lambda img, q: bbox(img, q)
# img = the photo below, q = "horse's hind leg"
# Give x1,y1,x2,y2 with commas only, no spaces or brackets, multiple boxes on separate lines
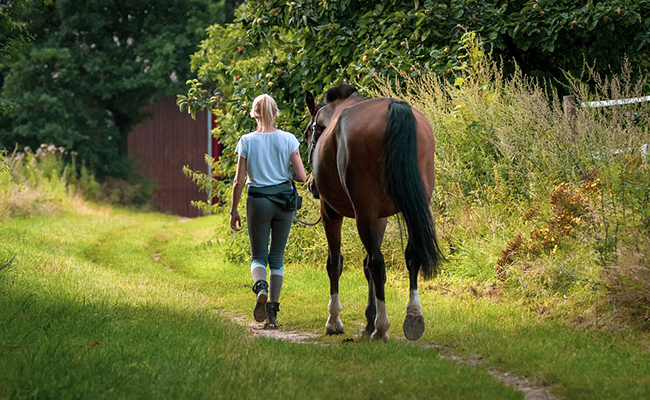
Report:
357,215,390,342
362,218,387,339
403,242,425,340
361,256,376,338
322,202,345,335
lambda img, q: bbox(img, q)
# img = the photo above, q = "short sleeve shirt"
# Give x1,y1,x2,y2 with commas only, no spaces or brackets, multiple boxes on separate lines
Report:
235,130,300,187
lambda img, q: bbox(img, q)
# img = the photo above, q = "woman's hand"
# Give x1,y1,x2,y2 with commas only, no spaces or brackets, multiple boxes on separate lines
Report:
230,210,242,231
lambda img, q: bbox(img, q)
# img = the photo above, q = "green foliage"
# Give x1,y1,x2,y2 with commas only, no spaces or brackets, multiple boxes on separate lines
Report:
0,0,235,178
372,36,650,328
178,3,650,329
180,0,650,202
1,0,52,115
0,0,47,68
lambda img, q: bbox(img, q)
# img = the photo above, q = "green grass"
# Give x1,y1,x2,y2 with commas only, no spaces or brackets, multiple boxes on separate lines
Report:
1,207,649,399
0,207,523,399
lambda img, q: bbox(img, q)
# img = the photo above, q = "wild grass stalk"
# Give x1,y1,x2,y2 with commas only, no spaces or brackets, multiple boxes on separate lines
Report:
369,33,650,331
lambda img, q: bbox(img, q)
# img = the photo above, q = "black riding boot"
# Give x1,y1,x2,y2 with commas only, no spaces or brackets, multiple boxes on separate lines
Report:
252,280,268,323
265,302,280,329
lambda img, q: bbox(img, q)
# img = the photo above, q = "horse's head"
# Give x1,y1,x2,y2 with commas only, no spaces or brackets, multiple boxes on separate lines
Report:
304,84,360,164
304,91,322,165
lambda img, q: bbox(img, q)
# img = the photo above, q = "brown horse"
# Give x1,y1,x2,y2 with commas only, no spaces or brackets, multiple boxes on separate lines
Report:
304,84,442,341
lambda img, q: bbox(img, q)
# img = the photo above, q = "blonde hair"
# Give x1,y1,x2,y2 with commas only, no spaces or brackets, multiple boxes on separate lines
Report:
250,94,279,132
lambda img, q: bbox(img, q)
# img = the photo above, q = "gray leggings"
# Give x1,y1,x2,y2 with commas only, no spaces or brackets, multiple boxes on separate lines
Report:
246,189,294,272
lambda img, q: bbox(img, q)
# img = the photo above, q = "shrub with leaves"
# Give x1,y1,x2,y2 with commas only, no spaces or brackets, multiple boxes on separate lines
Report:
179,1,650,211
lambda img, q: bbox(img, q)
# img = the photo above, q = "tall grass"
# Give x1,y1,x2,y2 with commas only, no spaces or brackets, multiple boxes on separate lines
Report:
370,33,650,330
0,144,79,218
1,144,154,220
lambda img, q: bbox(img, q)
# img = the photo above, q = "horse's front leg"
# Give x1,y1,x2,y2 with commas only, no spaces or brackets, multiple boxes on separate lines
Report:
403,242,425,340
322,201,344,335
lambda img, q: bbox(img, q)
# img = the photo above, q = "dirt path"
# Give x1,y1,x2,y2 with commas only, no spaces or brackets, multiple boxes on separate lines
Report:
419,342,560,400
217,308,559,400
223,310,322,343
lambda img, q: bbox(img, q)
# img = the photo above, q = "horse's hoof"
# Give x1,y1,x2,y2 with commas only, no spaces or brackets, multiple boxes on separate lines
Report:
325,320,345,335
403,313,425,341
361,329,373,340
370,331,389,342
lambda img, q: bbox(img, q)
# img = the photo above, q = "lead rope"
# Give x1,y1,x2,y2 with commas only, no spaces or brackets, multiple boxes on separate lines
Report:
294,214,321,226
292,181,321,226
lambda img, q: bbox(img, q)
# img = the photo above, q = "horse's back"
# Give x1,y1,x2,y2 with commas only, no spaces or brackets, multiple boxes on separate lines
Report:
338,98,435,218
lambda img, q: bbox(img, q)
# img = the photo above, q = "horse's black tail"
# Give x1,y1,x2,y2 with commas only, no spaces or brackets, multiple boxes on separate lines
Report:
382,101,442,279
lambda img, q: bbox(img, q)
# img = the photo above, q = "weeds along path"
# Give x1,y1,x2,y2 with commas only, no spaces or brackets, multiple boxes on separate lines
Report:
1,208,649,399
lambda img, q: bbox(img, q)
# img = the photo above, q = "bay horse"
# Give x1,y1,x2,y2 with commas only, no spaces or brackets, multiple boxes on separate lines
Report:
304,84,442,341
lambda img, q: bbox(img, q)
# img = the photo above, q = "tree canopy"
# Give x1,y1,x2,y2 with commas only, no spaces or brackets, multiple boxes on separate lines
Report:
180,0,650,184
0,0,236,177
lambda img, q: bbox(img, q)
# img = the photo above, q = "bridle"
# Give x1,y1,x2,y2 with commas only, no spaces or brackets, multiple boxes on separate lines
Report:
296,106,326,227
307,106,325,164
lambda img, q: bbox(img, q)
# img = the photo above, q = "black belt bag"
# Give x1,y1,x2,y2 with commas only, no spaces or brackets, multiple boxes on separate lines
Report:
248,182,302,212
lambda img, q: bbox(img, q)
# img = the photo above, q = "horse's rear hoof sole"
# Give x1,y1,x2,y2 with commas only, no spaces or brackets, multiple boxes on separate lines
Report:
403,314,424,341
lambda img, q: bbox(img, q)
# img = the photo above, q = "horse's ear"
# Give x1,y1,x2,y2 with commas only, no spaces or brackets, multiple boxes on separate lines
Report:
305,91,316,116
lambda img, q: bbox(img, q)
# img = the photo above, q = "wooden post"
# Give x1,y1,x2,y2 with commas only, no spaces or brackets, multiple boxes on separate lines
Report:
563,95,577,138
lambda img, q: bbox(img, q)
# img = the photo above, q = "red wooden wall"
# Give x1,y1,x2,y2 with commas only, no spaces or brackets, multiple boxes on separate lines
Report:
127,97,216,218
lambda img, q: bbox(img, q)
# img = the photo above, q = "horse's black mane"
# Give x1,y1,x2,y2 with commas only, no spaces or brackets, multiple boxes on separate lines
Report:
325,84,358,104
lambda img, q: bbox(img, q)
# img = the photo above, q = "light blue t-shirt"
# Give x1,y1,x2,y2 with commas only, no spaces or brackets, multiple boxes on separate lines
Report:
235,130,300,187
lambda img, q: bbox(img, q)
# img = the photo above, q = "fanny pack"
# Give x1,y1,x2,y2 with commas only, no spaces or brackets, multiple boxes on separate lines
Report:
248,182,302,212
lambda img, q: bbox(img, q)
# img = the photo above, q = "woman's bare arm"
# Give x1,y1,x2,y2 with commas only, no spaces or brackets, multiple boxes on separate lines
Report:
290,150,307,182
230,155,247,231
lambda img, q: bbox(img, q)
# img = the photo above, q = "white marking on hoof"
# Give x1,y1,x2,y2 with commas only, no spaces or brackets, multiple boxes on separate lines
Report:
370,330,389,342
406,289,422,316
372,299,390,341
325,294,344,335
325,317,344,335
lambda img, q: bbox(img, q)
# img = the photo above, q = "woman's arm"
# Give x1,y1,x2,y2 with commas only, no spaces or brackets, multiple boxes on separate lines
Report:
230,155,247,231
290,150,307,182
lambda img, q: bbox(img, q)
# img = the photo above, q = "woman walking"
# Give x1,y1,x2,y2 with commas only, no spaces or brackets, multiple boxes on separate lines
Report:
229,94,307,329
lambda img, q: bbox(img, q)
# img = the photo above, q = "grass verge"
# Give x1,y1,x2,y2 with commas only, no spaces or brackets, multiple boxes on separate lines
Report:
0,208,520,399
1,206,648,398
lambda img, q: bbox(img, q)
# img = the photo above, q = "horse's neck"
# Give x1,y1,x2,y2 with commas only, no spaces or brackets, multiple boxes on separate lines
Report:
332,94,363,118
345,93,364,106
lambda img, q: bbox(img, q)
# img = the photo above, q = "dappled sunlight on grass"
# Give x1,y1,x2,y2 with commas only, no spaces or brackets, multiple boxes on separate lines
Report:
0,210,528,399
